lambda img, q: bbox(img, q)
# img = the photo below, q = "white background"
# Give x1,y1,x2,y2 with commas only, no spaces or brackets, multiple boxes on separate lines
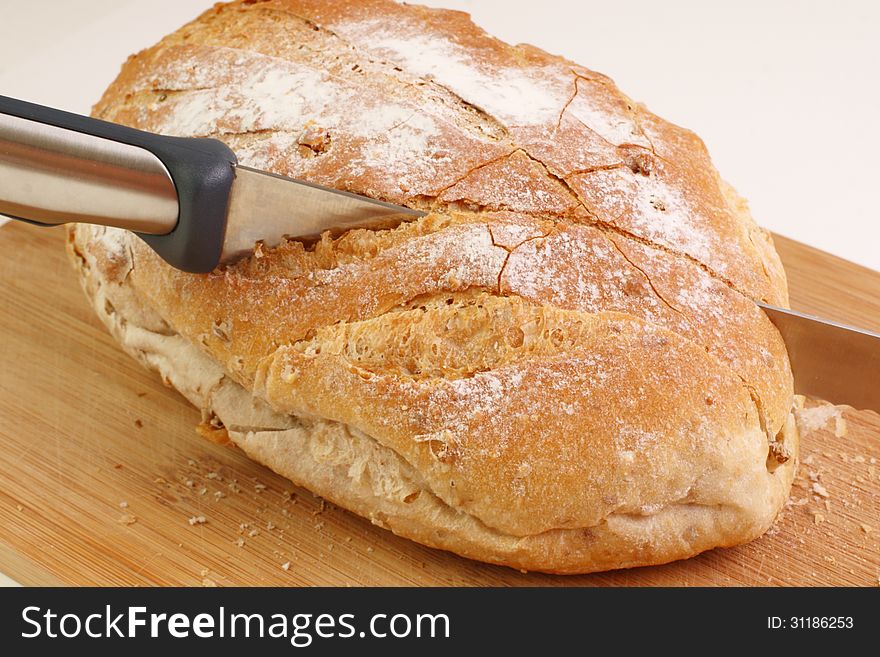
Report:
1,0,879,270
0,1,877,587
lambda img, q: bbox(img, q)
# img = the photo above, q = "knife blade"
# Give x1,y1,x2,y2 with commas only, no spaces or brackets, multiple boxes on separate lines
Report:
759,303,880,413
219,166,424,264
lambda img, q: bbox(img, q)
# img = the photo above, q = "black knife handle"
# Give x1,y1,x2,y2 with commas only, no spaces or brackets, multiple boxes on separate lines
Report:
0,94,237,273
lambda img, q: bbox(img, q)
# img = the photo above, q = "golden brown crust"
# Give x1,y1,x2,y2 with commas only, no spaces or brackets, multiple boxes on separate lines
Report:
70,0,798,573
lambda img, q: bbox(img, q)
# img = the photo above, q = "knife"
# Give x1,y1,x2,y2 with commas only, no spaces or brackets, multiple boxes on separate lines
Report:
759,304,880,413
1,96,878,413
0,95,424,273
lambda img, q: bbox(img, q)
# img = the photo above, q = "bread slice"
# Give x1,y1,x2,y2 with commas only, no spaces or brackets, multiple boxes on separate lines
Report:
68,0,797,574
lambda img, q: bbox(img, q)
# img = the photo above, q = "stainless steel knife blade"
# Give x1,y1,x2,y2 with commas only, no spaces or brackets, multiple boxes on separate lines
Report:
220,166,426,263
759,303,880,413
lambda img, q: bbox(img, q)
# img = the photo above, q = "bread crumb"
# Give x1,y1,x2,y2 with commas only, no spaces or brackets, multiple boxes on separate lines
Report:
185,479,194,488
813,513,825,525
861,523,874,534
213,491,226,500
154,477,167,484
254,483,267,493
187,459,197,467
281,561,291,571
235,538,245,547
134,419,143,429
198,487,208,496
366,546,374,553
118,514,137,525
266,521,275,530
812,482,830,498
796,403,845,434
248,529,260,537
206,472,219,480
119,501,129,508
16,504,23,512
188,515,207,525
200,569,219,586
113,463,123,469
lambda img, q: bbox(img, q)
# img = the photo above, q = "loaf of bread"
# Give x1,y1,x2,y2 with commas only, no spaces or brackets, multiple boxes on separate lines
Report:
68,0,797,573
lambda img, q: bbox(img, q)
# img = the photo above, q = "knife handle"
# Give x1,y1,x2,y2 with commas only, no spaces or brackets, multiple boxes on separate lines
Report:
0,95,237,272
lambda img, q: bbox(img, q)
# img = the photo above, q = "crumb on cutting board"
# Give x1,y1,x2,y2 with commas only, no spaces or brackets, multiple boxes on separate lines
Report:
812,482,830,498
794,401,847,437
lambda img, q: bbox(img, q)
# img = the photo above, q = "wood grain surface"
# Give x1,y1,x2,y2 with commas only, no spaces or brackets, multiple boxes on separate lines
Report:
0,223,877,586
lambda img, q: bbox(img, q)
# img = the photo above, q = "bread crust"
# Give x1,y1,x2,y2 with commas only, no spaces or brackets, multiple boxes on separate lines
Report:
68,0,798,573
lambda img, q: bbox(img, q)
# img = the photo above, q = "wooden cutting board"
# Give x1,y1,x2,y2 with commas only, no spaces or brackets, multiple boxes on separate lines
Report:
0,221,877,586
